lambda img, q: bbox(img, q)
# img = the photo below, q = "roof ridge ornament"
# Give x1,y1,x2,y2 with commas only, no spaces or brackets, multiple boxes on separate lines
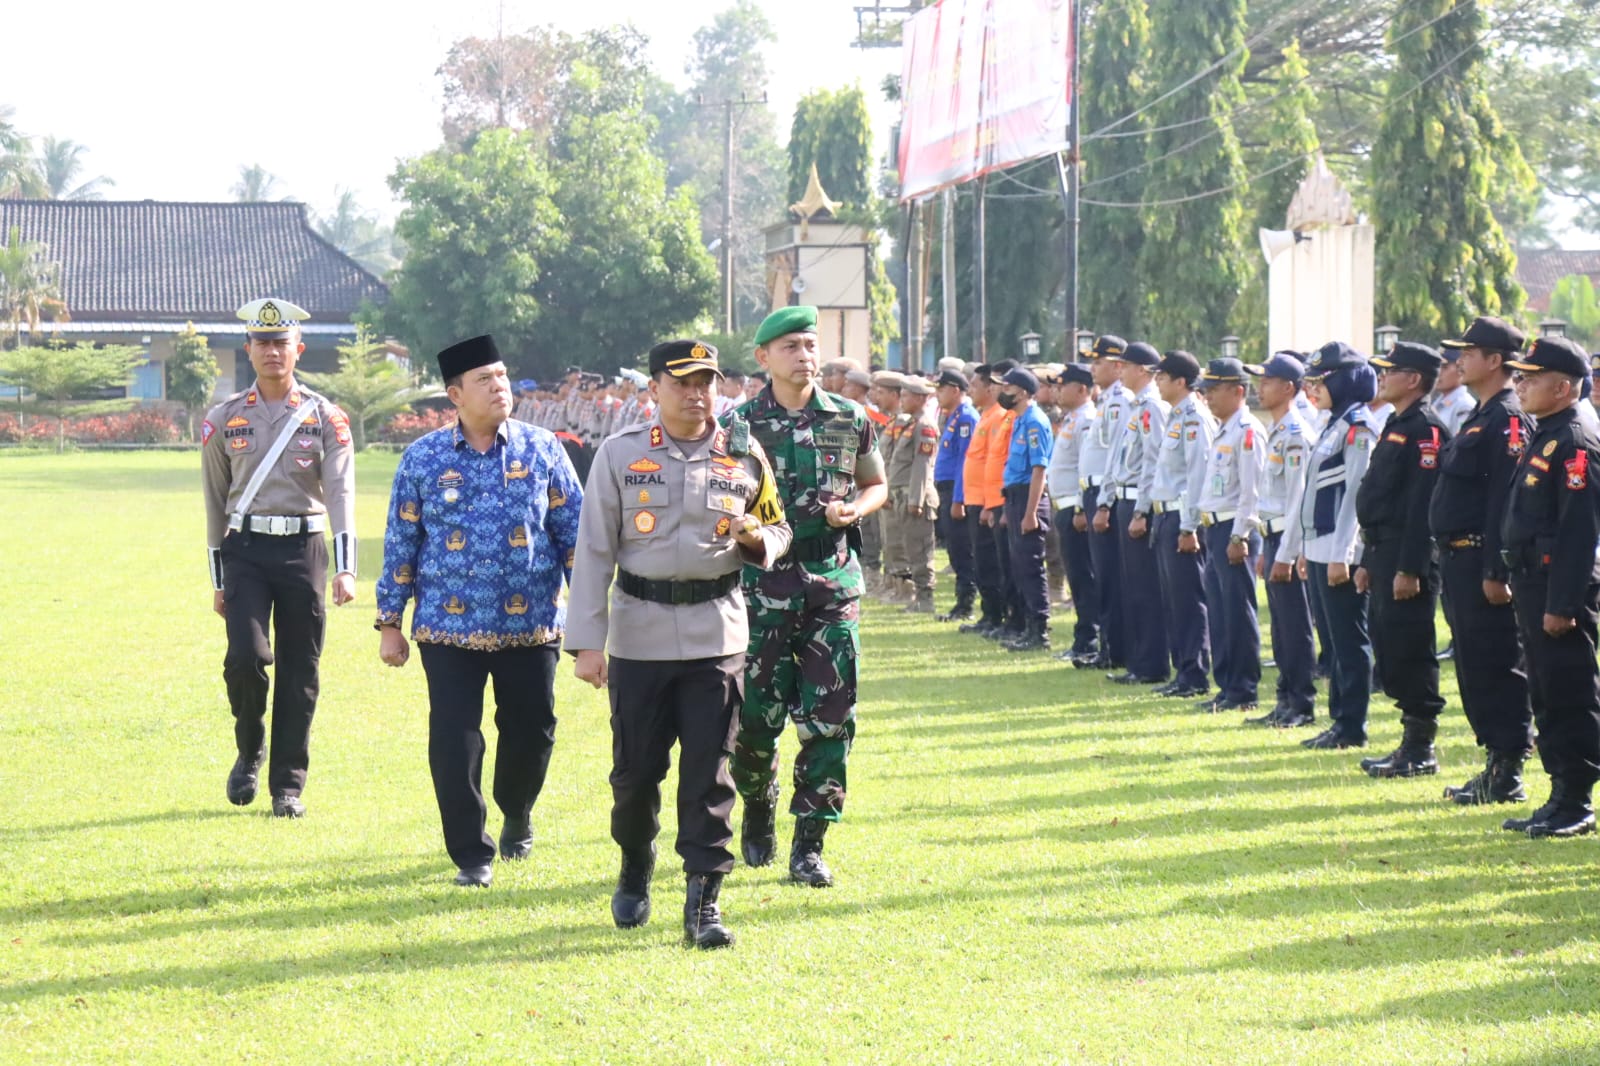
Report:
1286,153,1356,231
790,163,841,221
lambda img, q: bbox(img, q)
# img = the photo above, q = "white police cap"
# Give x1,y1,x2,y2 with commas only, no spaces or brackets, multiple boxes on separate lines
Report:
237,297,310,336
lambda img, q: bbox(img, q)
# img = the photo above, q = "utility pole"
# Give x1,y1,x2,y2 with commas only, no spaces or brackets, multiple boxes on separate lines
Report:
974,175,988,363
697,94,767,335
1056,0,1084,355
942,186,956,362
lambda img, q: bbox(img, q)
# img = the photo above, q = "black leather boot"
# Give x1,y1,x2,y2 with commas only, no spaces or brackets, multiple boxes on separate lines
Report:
1363,716,1440,778
611,843,656,928
788,818,834,888
1005,619,1051,652
226,749,264,806
683,873,734,949
499,808,534,860
1526,780,1597,838
938,596,975,623
1504,778,1569,833
740,782,779,867
1445,749,1529,805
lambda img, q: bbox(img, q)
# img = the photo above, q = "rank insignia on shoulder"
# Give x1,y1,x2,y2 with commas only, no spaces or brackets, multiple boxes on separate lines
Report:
649,425,665,448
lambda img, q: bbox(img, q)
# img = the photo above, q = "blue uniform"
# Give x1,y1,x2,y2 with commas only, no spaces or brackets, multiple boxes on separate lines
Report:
1003,403,1055,629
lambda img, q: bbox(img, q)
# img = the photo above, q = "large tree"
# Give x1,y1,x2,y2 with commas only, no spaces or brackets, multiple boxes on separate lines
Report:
315,188,401,277
298,325,441,450
1372,0,1533,337
385,129,563,375
1135,0,1253,349
1078,0,1152,337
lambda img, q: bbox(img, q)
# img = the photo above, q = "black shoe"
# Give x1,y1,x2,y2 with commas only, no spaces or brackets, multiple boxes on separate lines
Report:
1005,622,1051,652
740,783,779,868
1170,683,1211,699
270,793,305,818
1245,705,1287,727
1074,653,1113,670
938,600,975,623
1302,727,1364,750
1196,693,1226,713
226,749,264,806
453,864,493,887
1274,709,1317,729
683,873,734,949
612,844,656,928
499,813,533,860
1448,749,1530,805
1110,672,1162,685
1151,680,1180,697
1527,807,1597,838
1218,700,1258,714
958,618,996,635
1363,715,1439,778
788,819,834,888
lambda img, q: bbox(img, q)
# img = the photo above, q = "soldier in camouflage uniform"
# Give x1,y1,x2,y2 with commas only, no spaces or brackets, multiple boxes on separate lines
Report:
729,305,887,887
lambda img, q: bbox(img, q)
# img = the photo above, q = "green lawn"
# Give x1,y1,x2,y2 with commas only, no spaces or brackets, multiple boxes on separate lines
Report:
1,451,1596,1065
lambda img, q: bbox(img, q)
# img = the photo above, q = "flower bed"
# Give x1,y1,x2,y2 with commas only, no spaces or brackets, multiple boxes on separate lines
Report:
0,410,181,444
377,408,457,443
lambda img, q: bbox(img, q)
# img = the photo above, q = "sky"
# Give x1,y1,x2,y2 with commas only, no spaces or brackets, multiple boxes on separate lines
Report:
0,0,902,222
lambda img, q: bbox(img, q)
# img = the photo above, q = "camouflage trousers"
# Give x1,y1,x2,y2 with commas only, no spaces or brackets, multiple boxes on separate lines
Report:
732,595,860,821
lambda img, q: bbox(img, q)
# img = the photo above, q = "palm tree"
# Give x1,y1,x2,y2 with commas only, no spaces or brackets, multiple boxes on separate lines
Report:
0,226,66,347
0,105,46,199
232,163,285,202
314,188,399,275
37,137,115,200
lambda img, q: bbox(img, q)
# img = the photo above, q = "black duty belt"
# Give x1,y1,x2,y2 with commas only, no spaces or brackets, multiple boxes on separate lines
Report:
616,569,739,605
1501,548,1551,573
1438,533,1483,551
789,532,848,562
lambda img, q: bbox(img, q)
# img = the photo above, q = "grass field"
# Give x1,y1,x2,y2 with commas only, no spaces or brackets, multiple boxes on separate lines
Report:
1,450,1597,1065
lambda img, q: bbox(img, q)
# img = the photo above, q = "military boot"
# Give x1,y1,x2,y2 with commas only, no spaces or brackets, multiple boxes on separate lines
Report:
1362,716,1440,778
1445,749,1529,805
1503,778,1570,833
1005,619,1051,653
226,749,264,806
611,843,656,928
904,590,935,614
789,818,834,888
682,873,735,949
740,782,779,867
938,595,975,623
1525,780,1597,838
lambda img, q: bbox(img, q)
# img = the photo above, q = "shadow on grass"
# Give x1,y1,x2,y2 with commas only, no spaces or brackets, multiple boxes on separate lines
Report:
0,807,239,841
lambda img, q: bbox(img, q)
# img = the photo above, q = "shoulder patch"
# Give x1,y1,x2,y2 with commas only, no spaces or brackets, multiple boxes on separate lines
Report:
1567,450,1589,490
201,420,215,444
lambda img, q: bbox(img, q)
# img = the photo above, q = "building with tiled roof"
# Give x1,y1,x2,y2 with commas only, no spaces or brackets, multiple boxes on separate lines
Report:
1515,247,1600,314
0,200,388,400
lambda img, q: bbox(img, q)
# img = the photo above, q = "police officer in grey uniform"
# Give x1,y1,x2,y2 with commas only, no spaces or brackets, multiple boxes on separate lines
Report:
567,339,792,949
201,298,357,818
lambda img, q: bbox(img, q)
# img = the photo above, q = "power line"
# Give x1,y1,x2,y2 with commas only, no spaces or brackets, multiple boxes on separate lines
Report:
1081,0,1533,210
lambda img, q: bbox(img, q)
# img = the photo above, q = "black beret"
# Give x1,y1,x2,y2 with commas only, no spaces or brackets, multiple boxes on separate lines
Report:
647,339,722,378
937,368,969,390
1156,350,1201,385
1372,341,1443,374
438,335,502,381
1441,316,1526,354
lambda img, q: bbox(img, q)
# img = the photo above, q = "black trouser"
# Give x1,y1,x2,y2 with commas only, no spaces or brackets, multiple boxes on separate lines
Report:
973,509,1004,622
1085,485,1124,664
1363,539,1445,723
1439,543,1533,752
608,655,742,875
1003,484,1051,628
937,481,977,603
1115,498,1169,679
220,529,326,797
1056,504,1099,654
994,511,1022,630
1307,562,1371,741
1509,570,1600,788
418,642,559,870
1262,530,1315,713
1155,511,1210,689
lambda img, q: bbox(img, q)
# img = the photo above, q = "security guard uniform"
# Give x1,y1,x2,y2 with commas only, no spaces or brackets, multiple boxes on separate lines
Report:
1356,342,1450,777
1430,317,1535,803
1499,338,1600,838
567,339,791,945
201,298,356,815
1078,337,1132,667
1044,364,1099,659
1196,359,1266,712
1147,353,1215,697
1102,342,1170,683
1245,354,1318,726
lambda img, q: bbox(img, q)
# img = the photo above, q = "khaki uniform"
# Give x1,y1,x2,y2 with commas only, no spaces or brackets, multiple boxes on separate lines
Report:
566,416,791,875
890,404,941,597
199,380,356,800
878,411,913,585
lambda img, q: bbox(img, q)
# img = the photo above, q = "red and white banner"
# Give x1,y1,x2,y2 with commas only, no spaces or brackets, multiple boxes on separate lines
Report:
897,0,1074,201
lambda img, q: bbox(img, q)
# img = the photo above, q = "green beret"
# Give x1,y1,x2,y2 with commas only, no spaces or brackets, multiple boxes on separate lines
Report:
754,305,819,347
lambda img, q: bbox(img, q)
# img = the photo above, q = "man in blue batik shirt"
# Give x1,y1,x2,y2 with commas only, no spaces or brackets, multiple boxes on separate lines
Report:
933,368,980,621
375,334,584,889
